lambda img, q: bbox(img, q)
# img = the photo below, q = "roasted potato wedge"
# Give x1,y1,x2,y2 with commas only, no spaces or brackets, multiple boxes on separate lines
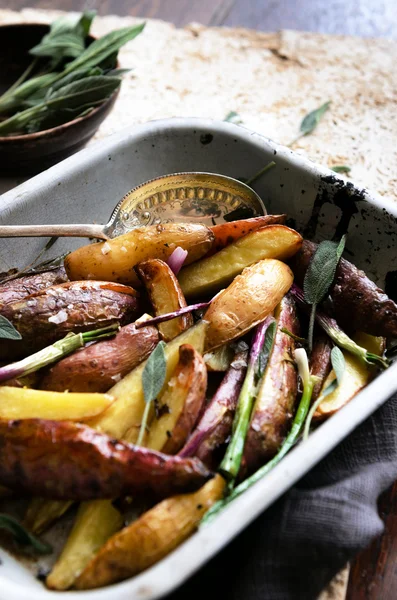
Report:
290,239,397,338
146,344,207,454
0,419,212,500
204,344,235,371
0,387,113,420
40,322,160,393
88,320,208,442
74,475,225,590
207,214,287,256
136,259,192,342
314,333,384,418
25,498,73,535
46,501,123,591
180,349,248,469
243,295,299,473
65,223,214,287
178,225,302,298
0,280,139,360
29,321,208,534
204,259,294,352
0,266,68,309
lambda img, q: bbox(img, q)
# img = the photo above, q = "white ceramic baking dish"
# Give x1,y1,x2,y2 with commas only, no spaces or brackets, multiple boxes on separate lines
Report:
0,118,396,600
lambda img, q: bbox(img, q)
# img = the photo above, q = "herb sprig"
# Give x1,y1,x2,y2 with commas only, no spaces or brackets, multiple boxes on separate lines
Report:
0,12,145,135
137,341,167,446
304,235,346,351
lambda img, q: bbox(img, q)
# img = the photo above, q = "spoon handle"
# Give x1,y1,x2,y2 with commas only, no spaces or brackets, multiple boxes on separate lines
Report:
0,224,108,240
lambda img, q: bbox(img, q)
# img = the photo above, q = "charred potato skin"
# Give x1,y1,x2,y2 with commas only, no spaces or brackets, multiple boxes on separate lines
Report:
0,281,139,360
136,259,193,342
243,295,299,473
65,223,215,287
310,332,333,402
0,266,68,309
40,323,160,393
148,344,207,455
290,239,397,338
0,419,212,500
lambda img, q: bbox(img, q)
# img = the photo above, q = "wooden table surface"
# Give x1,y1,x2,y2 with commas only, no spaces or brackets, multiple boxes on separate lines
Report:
2,1,397,599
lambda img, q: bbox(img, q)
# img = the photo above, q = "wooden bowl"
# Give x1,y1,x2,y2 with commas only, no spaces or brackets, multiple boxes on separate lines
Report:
0,24,119,175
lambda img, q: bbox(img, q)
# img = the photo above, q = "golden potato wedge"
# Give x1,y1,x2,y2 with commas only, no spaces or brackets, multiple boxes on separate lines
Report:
146,344,207,454
0,387,113,420
38,322,208,578
136,259,193,342
204,344,235,371
314,333,384,418
25,498,73,535
87,320,208,442
204,259,294,351
65,223,214,287
178,225,302,298
74,475,225,590
46,501,123,591
207,215,287,256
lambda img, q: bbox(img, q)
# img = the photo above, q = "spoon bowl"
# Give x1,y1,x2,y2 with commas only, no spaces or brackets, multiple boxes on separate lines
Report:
0,172,266,240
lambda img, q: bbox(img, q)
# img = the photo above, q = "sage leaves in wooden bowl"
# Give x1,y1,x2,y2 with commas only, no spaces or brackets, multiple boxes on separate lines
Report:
0,12,144,174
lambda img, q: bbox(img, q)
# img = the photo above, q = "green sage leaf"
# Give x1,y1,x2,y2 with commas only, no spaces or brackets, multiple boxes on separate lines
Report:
304,235,346,306
64,22,145,74
45,76,121,110
0,315,22,340
142,341,167,404
257,321,276,380
332,165,351,174
0,514,52,554
224,111,242,124
299,101,331,137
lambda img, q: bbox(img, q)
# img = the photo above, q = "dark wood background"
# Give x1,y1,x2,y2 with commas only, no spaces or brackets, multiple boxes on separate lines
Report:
2,1,397,598
1,0,397,38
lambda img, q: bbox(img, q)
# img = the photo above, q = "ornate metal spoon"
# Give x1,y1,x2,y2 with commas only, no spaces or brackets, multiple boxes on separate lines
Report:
0,172,266,240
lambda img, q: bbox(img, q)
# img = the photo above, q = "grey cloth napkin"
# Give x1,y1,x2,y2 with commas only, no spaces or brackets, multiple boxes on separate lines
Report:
169,393,397,600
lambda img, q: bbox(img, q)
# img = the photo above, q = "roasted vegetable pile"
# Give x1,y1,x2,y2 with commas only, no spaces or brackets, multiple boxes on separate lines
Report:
0,215,394,590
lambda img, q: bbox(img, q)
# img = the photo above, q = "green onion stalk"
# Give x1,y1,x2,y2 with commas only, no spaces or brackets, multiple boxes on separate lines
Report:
290,284,389,370
0,323,119,384
202,348,317,526
219,316,275,482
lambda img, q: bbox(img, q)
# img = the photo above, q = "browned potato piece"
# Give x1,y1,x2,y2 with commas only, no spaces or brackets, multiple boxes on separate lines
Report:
74,475,225,590
146,344,207,454
204,259,294,352
40,323,160,392
136,259,192,342
65,223,214,287
0,267,68,309
0,281,139,360
243,295,299,473
179,225,302,298
204,344,235,371
313,333,384,418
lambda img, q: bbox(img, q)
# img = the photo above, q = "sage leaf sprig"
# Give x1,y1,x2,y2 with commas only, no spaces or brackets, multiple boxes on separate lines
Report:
290,101,331,146
332,165,351,174
224,111,242,124
304,235,346,352
0,14,145,134
137,341,167,446
0,514,52,555
0,315,22,341
303,346,346,439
